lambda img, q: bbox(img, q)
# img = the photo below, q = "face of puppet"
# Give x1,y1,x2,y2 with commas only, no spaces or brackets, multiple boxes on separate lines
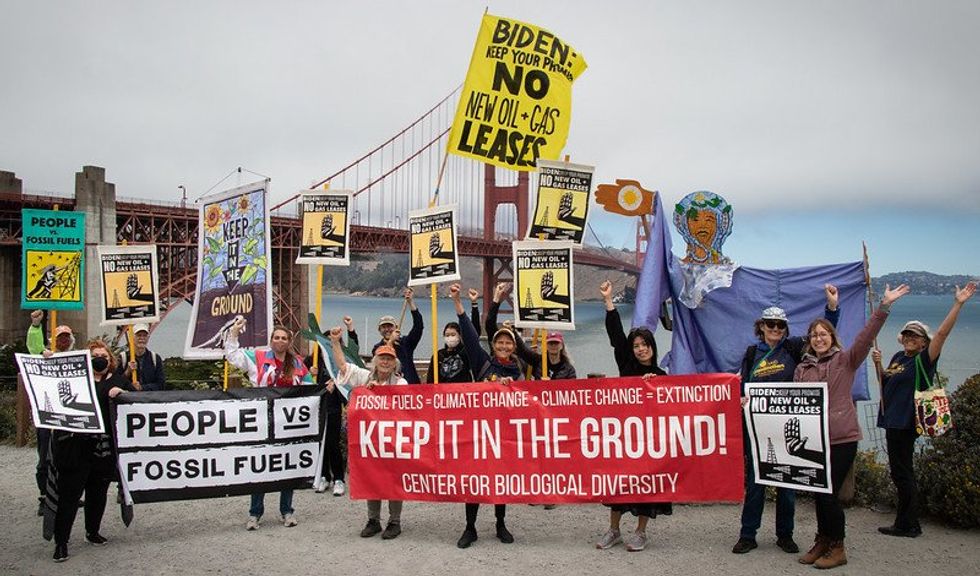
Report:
687,209,718,246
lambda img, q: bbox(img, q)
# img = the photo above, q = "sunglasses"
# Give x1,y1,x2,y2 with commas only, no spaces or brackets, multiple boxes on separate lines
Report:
763,320,787,330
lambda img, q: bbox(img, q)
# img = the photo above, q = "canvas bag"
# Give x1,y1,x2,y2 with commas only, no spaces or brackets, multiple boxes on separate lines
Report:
914,354,953,437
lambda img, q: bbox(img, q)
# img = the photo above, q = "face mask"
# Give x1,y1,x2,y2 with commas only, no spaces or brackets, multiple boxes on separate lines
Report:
444,335,460,348
91,357,110,372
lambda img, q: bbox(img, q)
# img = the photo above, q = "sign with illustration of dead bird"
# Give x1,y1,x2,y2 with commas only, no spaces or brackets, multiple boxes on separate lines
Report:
15,351,104,433
447,13,588,171
21,209,86,310
97,244,161,326
296,191,352,266
512,240,574,330
184,181,273,359
744,382,831,494
408,205,461,287
527,160,594,245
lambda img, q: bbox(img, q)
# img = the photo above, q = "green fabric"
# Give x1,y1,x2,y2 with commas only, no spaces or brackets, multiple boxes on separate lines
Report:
26,324,45,354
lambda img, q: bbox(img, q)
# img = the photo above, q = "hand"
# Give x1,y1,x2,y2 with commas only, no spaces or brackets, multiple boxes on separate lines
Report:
126,274,143,298
954,282,977,305
467,288,479,303
30,310,43,326
448,283,461,301
825,284,839,310
366,380,378,389
540,271,556,300
343,315,354,330
326,379,336,393
108,387,125,399
557,192,575,220
641,373,658,382
494,282,512,302
230,317,247,338
328,326,343,342
390,329,402,343
127,360,137,374
783,417,823,464
310,366,318,377
43,349,54,358
871,348,882,364
403,287,414,302
498,377,514,386
740,396,749,408
881,284,911,306
599,280,613,300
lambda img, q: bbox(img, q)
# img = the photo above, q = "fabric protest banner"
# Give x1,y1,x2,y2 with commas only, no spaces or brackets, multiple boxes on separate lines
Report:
97,244,161,326
113,386,327,504
184,181,273,359
527,159,594,244
296,191,352,266
513,240,574,329
21,209,86,310
15,351,104,433
632,192,872,400
744,382,831,494
408,205,460,287
348,374,742,503
447,13,588,171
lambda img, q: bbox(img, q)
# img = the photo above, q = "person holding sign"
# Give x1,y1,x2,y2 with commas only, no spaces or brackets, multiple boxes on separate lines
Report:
794,284,909,569
450,282,524,549
49,340,133,563
329,326,408,540
873,281,976,539
732,286,840,555
597,280,668,552
115,323,167,391
225,318,312,530
372,288,424,384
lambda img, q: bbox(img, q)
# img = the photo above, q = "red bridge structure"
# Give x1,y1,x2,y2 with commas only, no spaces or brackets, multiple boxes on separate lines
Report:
0,88,639,345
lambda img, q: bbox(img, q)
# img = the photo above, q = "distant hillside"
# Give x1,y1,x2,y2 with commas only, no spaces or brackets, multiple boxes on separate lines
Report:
871,271,976,296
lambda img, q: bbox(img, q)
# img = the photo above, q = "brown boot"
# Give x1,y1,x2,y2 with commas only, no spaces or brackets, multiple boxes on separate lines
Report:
814,540,848,569
799,534,830,565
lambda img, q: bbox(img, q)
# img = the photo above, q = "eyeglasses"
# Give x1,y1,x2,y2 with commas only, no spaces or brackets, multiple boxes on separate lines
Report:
808,332,831,341
763,320,787,330
901,331,925,340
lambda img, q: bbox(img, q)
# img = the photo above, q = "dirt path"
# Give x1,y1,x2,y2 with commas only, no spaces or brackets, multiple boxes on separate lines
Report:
1,445,976,575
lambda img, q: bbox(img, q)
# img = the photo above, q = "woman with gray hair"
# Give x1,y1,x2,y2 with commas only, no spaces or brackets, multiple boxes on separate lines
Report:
873,281,976,538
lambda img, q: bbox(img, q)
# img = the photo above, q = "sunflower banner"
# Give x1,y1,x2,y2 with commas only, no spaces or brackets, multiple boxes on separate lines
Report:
512,240,575,330
184,182,273,359
22,209,86,310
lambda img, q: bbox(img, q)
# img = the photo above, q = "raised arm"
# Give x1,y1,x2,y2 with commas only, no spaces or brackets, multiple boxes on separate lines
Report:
402,288,424,351
224,317,259,384
824,283,840,327
468,288,482,337
927,281,976,363
451,283,491,371
328,326,349,377
844,284,909,369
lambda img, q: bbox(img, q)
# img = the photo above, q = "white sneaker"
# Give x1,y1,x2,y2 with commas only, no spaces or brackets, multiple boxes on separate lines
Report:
282,513,298,528
315,477,330,493
596,528,622,549
246,516,260,531
624,530,648,552
332,480,346,496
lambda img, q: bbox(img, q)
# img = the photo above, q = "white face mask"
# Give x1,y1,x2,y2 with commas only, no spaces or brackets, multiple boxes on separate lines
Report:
444,335,460,348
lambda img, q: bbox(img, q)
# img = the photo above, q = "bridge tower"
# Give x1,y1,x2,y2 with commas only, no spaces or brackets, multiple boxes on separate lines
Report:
482,165,529,316
0,171,25,343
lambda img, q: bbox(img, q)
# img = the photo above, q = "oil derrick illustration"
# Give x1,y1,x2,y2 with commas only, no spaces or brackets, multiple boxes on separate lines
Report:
415,249,425,268
43,391,54,412
766,438,778,464
55,254,81,298
306,227,315,246
540,206,551,227
524,287,535,309
111,289,121,308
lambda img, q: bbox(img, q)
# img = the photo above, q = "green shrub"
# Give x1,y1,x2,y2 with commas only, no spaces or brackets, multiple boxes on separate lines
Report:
853,449,896,509
915,373,980,528
0,391,18,442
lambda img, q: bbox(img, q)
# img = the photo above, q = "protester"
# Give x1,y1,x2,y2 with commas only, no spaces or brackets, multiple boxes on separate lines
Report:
597,280,669,552
794,284,909,569
225,319,312,530
425,321,475,383
874,281,976,538
450,283,523,548
307,315,359,497
329,326,407,540
27,312,76,517
115,323,167,391
372,287,423,384
48,340,133,562
733,285,840,555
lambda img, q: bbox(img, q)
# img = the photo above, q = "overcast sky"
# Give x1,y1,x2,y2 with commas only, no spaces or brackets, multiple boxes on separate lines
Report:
2,1,978,276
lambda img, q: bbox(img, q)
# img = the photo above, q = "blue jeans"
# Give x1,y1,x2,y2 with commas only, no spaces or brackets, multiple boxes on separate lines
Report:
249,490,294,518
739,450,795,539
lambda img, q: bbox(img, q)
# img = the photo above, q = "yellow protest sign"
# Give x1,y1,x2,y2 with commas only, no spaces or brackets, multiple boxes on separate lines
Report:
448,14,588,171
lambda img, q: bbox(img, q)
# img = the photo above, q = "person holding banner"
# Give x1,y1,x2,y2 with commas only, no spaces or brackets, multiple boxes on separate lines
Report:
306,315,358,497
794,284,910,569
450,283,524,549
372,288,423,384
225,319,312,530
328,326,407,540
874,281,976,539
733,285,840,555
597,280,668,552
115,323,167,391
49,340,133,562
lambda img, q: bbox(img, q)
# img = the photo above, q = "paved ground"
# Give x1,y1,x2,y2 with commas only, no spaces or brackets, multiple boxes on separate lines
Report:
1,444,977,575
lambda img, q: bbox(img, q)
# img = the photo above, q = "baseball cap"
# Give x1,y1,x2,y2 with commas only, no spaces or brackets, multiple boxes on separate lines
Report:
374,345,397,358
132,323,150,334
377,315,397,329
546,331,564,343
53,325,73,338
898,321,931,343
760,307,788,322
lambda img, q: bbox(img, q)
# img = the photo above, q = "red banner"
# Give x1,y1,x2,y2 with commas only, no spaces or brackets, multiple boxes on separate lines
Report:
347,374,743,504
